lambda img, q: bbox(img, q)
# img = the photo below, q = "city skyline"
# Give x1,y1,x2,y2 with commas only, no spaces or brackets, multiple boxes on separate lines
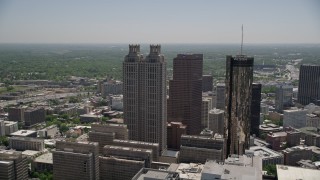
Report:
0,0,320,44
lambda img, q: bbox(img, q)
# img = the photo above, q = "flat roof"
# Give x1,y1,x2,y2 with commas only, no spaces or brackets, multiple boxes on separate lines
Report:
10,130,36,137
277,165,320,180
34,153,53,164
161,150,179,158
249,146,283,158
22,150,40,156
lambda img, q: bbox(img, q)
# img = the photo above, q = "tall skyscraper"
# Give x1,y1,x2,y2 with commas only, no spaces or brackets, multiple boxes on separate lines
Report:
167,54,203,135
202,75,213,92
275,84,293,112
216,83,225,110
298,65,320,106
250,83,261,136
123,44,167,152
224,55,254,157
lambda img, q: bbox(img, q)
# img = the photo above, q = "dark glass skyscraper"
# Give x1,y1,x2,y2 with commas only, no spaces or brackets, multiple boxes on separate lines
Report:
224,55,254,157
298,65,320,106
250,83,261,136
167,54,203,135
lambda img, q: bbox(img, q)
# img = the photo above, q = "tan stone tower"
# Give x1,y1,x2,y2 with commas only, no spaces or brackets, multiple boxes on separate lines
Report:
123,44,167,152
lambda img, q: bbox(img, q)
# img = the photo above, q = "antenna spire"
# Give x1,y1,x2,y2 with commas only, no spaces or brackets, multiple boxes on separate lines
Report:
241,24,243,55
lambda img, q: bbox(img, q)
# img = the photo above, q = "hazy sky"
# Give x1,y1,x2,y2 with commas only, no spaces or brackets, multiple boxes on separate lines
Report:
0,0,319,44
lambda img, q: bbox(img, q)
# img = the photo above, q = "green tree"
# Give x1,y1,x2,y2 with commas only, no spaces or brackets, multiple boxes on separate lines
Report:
0,136,9,146
59,123,69,133
263,164,277,176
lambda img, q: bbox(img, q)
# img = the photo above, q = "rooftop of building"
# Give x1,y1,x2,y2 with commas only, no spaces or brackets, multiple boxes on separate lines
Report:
79,114,102,118
104,145,153,153
10,130,37,137
34,153,52,164
3,120,18,126
132,168,179,180
307,146,320,154
283,145,310,153
169,163,203,180
298,127,320,137
39,125,57,131
202,160,262,180
161,150,179,158
248,146,283,158
113,139,159,146
0,150,23,159
276,165,320,180
209,108,224,114
22,150,41,157
181,134,224,141
267,131,287,137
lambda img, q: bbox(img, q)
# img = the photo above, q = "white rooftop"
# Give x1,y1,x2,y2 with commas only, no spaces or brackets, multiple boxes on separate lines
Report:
277,165,320,180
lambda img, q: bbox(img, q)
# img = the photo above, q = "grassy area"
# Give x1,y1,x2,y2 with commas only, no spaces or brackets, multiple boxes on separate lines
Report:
0,85,31,95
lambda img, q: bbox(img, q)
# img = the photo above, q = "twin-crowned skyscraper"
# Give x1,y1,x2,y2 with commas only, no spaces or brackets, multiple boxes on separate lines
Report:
123,44,167,152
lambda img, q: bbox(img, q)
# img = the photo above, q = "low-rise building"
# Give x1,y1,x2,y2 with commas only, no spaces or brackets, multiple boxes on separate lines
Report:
80,114,102,123
112,139,159,161
32,153,53,172
202,158,262,180
179,134,225,163
247,146,284,167
282,145,312,166
110,95,123,111
9,136,44,151
266,131,287,151
0,120,18,136
38,125,58,138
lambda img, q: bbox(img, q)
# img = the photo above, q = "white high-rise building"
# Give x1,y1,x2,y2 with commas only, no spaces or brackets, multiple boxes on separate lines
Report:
123,44,167,152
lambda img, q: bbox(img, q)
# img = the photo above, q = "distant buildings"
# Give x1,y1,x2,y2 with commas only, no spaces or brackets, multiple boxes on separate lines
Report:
101,80,123,98
275,84,293,112
215,83,225,110
167,54,203,135
24,107,46,127
53,141,99,180
283,109,307,128
208,108,224,135
202,75,213,92
8,107,25,122
224,55,254,157
298,64,320,105
110,95,123,111
123,44,167,152
0,120,18,136
201,97,212,129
